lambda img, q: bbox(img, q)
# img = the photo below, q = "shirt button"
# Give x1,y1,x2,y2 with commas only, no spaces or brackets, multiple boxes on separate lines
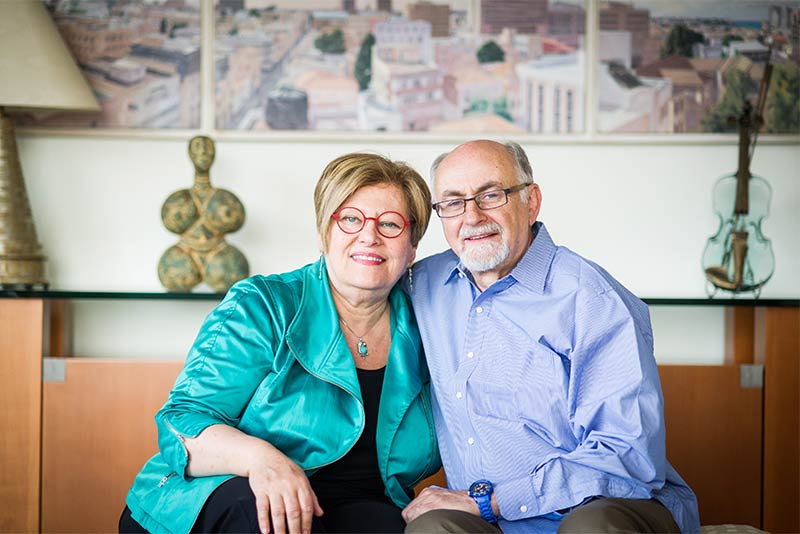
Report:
520,505,528,513
458,272,464,278
476,306,483,314
467,351,474,358
467,437,475,445
456,392,463,399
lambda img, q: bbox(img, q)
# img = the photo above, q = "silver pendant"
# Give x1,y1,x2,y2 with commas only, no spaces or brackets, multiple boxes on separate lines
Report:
357,338,369,358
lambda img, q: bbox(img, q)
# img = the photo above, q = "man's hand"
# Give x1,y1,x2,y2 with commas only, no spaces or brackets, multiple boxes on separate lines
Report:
402,487,478,524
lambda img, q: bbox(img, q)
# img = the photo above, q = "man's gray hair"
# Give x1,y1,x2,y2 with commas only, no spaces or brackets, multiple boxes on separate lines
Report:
502,141,533,185
430,141,534,193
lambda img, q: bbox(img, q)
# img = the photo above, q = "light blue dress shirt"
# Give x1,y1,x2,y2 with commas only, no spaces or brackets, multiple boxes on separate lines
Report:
409,222,700,533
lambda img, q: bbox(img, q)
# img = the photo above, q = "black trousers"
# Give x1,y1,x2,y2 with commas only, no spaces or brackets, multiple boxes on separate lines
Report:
120,476,406,533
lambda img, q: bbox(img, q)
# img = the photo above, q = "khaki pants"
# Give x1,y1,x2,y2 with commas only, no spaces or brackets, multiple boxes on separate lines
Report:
405,497,680,534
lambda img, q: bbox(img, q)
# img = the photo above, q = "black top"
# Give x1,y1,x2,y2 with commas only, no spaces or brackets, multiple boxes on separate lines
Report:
311,366,388,508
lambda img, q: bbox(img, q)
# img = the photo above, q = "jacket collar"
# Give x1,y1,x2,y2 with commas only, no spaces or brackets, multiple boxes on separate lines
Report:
285,259,425,400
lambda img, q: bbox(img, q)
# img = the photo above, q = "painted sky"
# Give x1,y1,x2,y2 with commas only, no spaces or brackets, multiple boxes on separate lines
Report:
237,0,798,24
629,0,799,21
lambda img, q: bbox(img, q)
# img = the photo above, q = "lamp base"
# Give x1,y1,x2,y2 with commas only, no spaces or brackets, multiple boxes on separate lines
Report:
0,254,48,289
0,108,49,288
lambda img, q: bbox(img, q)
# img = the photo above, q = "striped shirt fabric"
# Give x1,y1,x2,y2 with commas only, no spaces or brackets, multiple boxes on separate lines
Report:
409,222,700,533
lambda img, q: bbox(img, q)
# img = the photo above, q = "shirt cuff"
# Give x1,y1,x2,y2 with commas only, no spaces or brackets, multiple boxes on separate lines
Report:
494,475,539,520
494,472,612,521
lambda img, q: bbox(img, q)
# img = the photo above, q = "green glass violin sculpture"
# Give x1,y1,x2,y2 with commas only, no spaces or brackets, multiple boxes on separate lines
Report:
702,58,774,297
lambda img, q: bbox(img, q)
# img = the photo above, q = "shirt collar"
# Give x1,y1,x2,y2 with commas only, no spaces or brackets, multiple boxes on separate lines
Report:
444,221,555,294
511,221,555,293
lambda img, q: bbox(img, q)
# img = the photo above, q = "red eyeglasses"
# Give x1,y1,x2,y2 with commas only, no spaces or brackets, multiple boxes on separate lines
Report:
331,207,411,238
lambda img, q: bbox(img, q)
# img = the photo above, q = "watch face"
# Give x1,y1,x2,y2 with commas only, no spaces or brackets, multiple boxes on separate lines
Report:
470,480,492,496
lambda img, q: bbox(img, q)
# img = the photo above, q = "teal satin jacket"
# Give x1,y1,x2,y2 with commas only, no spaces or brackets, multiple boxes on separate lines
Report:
125,260,440,534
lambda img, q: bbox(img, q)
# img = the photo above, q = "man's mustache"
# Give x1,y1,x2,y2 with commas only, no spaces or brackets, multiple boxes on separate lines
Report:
459,223,503,240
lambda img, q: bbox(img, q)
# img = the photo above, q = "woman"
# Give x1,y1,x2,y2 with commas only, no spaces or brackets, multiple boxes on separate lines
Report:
120,153,440,534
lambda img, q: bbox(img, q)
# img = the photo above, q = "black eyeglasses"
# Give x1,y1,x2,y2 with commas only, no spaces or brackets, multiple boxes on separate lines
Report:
432,182,532,218
331,206,411,238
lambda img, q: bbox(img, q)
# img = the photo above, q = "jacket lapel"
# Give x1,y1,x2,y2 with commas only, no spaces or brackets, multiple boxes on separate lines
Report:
376,285,427,477
285,259,428,464
284,259,361,399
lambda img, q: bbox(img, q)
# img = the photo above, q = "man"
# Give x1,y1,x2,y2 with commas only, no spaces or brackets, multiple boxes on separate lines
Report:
402,140,699,533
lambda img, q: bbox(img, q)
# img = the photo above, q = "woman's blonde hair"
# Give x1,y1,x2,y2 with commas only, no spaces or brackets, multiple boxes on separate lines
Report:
314,152,432,251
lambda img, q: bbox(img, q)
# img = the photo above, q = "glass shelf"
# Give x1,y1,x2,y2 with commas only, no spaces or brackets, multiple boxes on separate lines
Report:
0,289,798,307
0,290,224,301
641,298,799,307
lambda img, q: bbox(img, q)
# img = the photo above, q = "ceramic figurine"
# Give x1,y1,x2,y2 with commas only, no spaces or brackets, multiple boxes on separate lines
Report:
157,136,249,292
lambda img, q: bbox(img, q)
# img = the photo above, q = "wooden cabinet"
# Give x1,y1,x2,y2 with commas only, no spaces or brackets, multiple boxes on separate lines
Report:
756,307,800,533
41,358,183,532
1,294,798,532
0,300,43,533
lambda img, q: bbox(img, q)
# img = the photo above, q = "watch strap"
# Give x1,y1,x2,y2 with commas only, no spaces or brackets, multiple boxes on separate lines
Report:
474,493,497,523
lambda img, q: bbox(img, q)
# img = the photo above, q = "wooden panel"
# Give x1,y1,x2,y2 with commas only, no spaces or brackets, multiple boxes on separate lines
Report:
41,359,183,533
724,307,755,365
659,365,762,528
44,300,72,358
0,299,43,534
414,468,447,496
755,307,800,533
36,359,772,531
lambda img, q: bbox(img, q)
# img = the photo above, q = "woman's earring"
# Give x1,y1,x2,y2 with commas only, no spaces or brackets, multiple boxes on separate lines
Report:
407,266,413,292
318,255,325,279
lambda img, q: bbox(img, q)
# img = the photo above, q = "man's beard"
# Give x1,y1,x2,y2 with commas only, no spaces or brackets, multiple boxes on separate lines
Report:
457,223,510,273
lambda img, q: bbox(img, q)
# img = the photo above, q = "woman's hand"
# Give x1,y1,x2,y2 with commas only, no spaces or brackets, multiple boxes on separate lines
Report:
247,450,323,534
182,424,323,534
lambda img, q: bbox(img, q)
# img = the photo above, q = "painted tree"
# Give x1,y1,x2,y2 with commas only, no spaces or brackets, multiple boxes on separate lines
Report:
721,34,743,48
764,63,800,133
315,28,345,55
701,70,756,132
354,33,376,90
662,24,704,57
477,40,505,63
492,97,512,122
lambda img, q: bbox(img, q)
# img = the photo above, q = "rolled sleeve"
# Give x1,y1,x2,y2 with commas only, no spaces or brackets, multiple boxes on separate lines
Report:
494,461,641,521
496,289,666,522
154,280,277,478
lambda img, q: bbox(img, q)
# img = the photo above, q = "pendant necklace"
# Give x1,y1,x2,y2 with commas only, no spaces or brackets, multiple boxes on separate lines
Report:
339,309,385,359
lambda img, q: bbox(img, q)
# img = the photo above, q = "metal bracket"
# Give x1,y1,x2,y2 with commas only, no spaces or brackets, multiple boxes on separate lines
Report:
740,364,764,389
43,357,66,383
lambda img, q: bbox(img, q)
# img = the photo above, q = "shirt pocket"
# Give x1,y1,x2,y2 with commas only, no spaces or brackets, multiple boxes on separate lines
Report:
516,341,575,450
470,340,571,434
468,378,518,420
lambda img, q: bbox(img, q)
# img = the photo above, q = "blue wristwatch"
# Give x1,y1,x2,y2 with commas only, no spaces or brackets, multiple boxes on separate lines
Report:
469,479,498,524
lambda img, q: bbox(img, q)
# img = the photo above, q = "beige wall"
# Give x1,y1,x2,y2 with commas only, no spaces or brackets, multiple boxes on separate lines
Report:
15,133,800,361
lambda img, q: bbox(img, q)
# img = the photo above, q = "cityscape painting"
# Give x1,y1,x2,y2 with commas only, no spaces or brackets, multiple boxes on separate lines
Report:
20,0,201,129
597,0,800,134
19,0,800,135
215,0,587,133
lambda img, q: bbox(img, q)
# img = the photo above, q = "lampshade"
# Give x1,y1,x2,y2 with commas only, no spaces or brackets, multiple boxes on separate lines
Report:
0,0,100,288
0,0,100,112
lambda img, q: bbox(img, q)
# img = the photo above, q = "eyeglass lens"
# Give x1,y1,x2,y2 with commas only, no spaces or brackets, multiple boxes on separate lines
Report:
436,189,508,217
335,207,407,238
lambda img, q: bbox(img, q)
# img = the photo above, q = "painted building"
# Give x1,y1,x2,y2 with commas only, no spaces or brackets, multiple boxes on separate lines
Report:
516,51,584,133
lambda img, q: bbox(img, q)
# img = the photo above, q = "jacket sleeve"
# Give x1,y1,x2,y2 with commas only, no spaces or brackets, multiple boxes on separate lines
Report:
155,280,279,479
495,287,667,520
